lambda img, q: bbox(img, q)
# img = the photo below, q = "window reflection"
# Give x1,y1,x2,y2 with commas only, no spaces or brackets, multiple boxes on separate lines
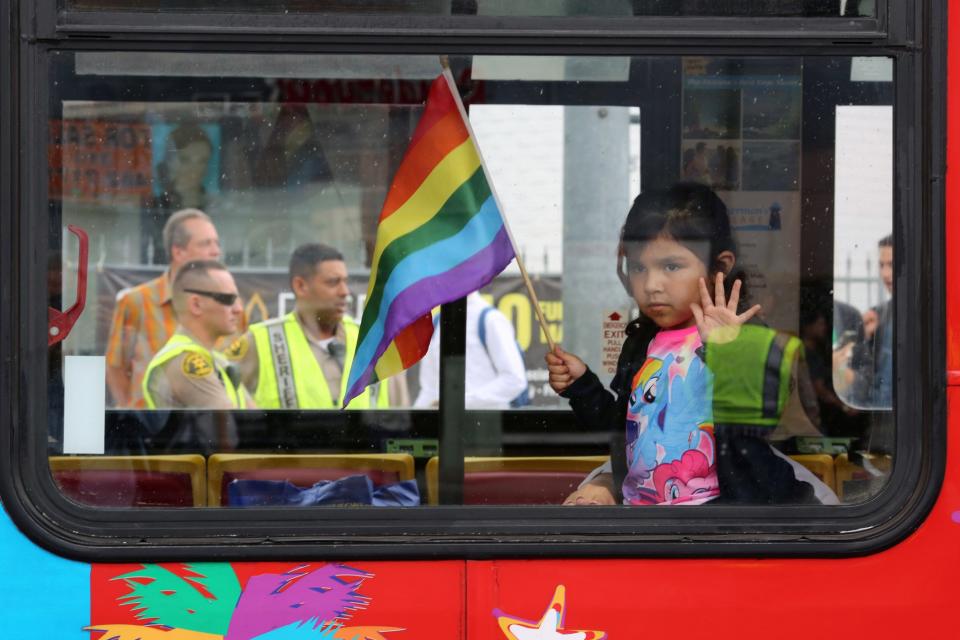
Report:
47,54,893,508
832,105,893,413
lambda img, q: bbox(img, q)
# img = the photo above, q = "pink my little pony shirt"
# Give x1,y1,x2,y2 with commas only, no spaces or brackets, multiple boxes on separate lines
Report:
622,326,720,505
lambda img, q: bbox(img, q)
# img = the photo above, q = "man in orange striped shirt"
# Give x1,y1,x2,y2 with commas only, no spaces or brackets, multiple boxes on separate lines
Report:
105,208,223,408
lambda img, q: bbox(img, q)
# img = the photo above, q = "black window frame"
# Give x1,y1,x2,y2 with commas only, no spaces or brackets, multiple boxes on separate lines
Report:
0,0,946,562
45,1,897,43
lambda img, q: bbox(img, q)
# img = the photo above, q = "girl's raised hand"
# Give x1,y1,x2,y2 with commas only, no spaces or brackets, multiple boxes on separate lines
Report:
690,272,762,344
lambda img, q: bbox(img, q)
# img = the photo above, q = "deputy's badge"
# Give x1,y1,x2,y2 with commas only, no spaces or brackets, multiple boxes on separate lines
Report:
224,335,249,361
182,353,213,378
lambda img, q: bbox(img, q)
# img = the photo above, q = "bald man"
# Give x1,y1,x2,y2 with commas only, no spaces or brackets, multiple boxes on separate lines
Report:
142,260,253,410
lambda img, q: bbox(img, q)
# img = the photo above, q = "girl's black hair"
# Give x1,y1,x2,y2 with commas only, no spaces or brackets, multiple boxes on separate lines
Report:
618,182,748,337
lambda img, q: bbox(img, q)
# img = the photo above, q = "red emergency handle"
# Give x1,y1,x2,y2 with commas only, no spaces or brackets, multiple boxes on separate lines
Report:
48,224,88,347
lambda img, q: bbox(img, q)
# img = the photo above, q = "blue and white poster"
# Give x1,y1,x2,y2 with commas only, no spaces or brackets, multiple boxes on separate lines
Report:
681,57,803,333
150,122,222,198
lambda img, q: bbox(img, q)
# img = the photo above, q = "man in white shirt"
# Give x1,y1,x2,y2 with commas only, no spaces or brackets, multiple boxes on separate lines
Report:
414,291,528,410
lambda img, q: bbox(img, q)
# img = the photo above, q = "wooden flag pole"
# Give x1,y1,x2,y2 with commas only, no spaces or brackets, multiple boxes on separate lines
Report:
437,57,557,352
507,242,558,353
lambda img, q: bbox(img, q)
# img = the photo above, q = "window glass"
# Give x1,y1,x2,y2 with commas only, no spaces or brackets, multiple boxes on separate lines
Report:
46,52,893,511
833,104,892,410
63,0,876,18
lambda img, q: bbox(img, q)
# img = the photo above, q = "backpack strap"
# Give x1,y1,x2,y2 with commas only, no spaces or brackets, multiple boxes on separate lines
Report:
478,306,492,353
433,306,494,352
477,303,531,408
435,304,496,362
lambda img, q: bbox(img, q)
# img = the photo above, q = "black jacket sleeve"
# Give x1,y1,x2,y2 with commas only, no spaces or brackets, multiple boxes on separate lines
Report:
559,326,649,432
559,326,652,499
560,369,619,431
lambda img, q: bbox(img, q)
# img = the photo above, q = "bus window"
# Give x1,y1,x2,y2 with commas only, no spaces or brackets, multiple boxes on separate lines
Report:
833,104,893,410
46,52,894,513
62,0,876,18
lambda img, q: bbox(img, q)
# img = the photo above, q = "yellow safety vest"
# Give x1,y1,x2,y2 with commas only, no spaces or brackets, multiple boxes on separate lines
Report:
249,313,389,409
705,325,803,428
142,333,248,409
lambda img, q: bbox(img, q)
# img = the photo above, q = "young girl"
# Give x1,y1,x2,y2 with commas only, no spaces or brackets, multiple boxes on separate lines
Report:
547,183,833,506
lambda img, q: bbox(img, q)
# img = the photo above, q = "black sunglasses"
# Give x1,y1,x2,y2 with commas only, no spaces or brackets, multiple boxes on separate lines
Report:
183,288,239,306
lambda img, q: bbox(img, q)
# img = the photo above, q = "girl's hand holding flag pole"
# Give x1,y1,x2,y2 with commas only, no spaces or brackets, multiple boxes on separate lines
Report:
342,58,555,408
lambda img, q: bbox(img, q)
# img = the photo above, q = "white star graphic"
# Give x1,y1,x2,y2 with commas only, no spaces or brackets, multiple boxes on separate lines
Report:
494,585,606,640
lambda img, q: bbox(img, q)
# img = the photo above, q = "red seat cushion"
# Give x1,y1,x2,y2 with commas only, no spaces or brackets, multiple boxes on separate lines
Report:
463,471,588,505
54,470,195,507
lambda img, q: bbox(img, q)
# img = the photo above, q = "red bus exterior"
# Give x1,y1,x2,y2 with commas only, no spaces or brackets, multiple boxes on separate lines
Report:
1,2,953,638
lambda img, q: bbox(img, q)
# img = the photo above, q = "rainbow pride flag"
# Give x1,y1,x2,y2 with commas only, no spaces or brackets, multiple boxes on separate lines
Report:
342,70,516,407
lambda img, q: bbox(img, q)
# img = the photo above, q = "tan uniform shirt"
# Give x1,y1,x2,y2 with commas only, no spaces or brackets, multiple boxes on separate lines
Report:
229,313,410,407
106,272,249,408
146,329,254,410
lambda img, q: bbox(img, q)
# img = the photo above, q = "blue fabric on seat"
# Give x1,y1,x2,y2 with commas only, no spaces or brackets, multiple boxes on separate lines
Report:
227,474,420,507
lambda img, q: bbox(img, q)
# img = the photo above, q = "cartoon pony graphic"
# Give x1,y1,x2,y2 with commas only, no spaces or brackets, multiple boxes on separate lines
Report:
623,333,719,505
652,431,718,504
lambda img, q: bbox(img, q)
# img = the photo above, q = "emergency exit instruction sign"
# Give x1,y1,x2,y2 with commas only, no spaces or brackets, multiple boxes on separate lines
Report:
601,310,628,374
